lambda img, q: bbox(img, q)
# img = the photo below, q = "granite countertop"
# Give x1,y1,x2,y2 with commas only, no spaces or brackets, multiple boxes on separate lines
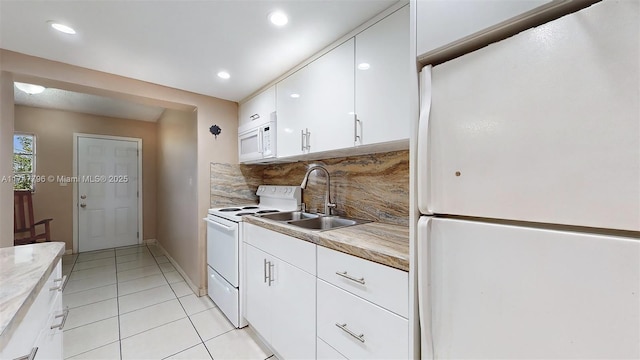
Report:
0,242,65,343
244,216,409,272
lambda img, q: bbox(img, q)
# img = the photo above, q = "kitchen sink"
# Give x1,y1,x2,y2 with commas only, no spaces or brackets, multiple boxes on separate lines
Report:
258,211,319,222
287,216,370,231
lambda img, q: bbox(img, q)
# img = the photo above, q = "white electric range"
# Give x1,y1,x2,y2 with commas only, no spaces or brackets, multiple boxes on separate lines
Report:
204,185,301,328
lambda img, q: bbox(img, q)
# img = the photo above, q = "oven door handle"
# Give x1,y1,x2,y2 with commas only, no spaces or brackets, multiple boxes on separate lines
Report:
204,218,235,232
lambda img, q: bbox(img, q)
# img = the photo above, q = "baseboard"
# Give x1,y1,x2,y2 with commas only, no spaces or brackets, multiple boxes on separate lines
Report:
143,238,157,245
65,249,73,255
153,241,206,296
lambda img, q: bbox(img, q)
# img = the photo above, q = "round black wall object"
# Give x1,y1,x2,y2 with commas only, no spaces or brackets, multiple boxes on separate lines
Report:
210,125,222,138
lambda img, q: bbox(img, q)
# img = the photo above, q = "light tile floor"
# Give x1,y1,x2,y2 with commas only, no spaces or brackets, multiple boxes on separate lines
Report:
61,244,275,360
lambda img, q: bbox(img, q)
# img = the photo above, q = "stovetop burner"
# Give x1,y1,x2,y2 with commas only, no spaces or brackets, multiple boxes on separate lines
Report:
256,209,278,214
208,185,301,223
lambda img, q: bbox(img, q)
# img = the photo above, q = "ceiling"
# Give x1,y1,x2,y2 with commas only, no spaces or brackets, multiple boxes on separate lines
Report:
14,85,165,122
0,0,397,103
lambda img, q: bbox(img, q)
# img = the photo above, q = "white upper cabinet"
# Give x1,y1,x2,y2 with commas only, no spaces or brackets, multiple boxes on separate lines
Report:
416,0,553,58
355,5,409,146
239,85,276,127
277,39,355,158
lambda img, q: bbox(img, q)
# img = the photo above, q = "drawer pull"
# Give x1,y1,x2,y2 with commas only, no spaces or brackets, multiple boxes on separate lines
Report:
264,259,269,284
335,323,365,343
268,262,275,286
335,271,365,285
14,347,38,360
50,307,69,330
50,275,68,292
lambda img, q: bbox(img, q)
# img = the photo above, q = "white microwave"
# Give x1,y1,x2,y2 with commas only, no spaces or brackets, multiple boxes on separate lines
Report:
238,112,276,163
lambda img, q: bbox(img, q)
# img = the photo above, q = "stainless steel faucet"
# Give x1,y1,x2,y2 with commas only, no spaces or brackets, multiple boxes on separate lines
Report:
300,165,336,215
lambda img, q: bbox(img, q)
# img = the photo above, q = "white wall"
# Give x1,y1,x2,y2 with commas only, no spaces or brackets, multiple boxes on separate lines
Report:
0,72,15,248
156,109,199,291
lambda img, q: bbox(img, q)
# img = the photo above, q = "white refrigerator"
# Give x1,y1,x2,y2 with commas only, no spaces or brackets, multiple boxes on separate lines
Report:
417,1,640,359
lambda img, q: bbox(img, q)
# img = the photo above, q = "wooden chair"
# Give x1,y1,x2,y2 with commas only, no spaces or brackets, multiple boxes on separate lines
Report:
14,190,53,246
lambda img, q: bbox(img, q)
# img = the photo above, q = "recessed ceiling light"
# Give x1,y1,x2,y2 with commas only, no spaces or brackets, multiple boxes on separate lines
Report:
357,63,371,70
14,82,46,95
217,71,231,79
49,21,76,35
290,93,300,99
269,11,288,26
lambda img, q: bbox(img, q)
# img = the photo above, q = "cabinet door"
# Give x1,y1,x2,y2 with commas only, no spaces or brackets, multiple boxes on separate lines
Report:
317,338,347,360
355,6,410,145
34,295,64,360
239,86,275,127
270,257,317,360
416,0,552,58
244,244,272,342
277,39,355,158
305,38,355,153
276,66,308,158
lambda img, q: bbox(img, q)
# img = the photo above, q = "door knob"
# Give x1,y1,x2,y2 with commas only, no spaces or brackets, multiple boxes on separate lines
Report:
80,203,86,208
80,195,86,199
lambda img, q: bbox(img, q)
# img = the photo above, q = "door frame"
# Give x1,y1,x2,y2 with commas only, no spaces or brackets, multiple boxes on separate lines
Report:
72,133,143,254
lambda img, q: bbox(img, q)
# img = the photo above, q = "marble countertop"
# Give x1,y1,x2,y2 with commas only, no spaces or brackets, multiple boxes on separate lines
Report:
244,216,409,272
0,242,65,342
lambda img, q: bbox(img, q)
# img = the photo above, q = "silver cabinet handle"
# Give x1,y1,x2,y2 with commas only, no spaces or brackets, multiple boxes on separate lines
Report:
268,262,275,286
354,116,361,145
335,323,365,343
250,113,260,121
305,129,311,150
50,307,69,330
263,259,269,284
335,271,365,285
13,347,38,360
301,129,306,151
50,275,68,292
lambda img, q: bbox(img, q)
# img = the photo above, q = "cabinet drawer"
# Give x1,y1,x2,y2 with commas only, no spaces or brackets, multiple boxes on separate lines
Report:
1,260,63,359
317,280,408,359
317,246,408,318
244,223,316,275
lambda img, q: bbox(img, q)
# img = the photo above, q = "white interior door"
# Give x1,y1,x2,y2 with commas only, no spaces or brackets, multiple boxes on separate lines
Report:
77,136,140,252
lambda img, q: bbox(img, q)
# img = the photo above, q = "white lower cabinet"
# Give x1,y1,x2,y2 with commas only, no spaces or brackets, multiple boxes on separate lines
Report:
1,260,65,360
243,224,316,359
244,224,409,359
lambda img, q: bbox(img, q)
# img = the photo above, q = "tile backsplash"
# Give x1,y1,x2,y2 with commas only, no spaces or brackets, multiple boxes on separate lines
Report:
210,150,409,226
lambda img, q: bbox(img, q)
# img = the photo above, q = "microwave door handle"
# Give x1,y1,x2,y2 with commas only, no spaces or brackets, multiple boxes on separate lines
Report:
258,128,264,155
418,65,433,215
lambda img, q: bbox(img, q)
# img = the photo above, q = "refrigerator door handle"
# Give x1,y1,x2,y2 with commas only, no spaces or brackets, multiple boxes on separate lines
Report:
417,66,433,215
418,217,434,359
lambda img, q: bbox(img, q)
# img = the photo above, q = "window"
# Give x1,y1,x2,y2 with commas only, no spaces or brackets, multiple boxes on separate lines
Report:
13,133,35,191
